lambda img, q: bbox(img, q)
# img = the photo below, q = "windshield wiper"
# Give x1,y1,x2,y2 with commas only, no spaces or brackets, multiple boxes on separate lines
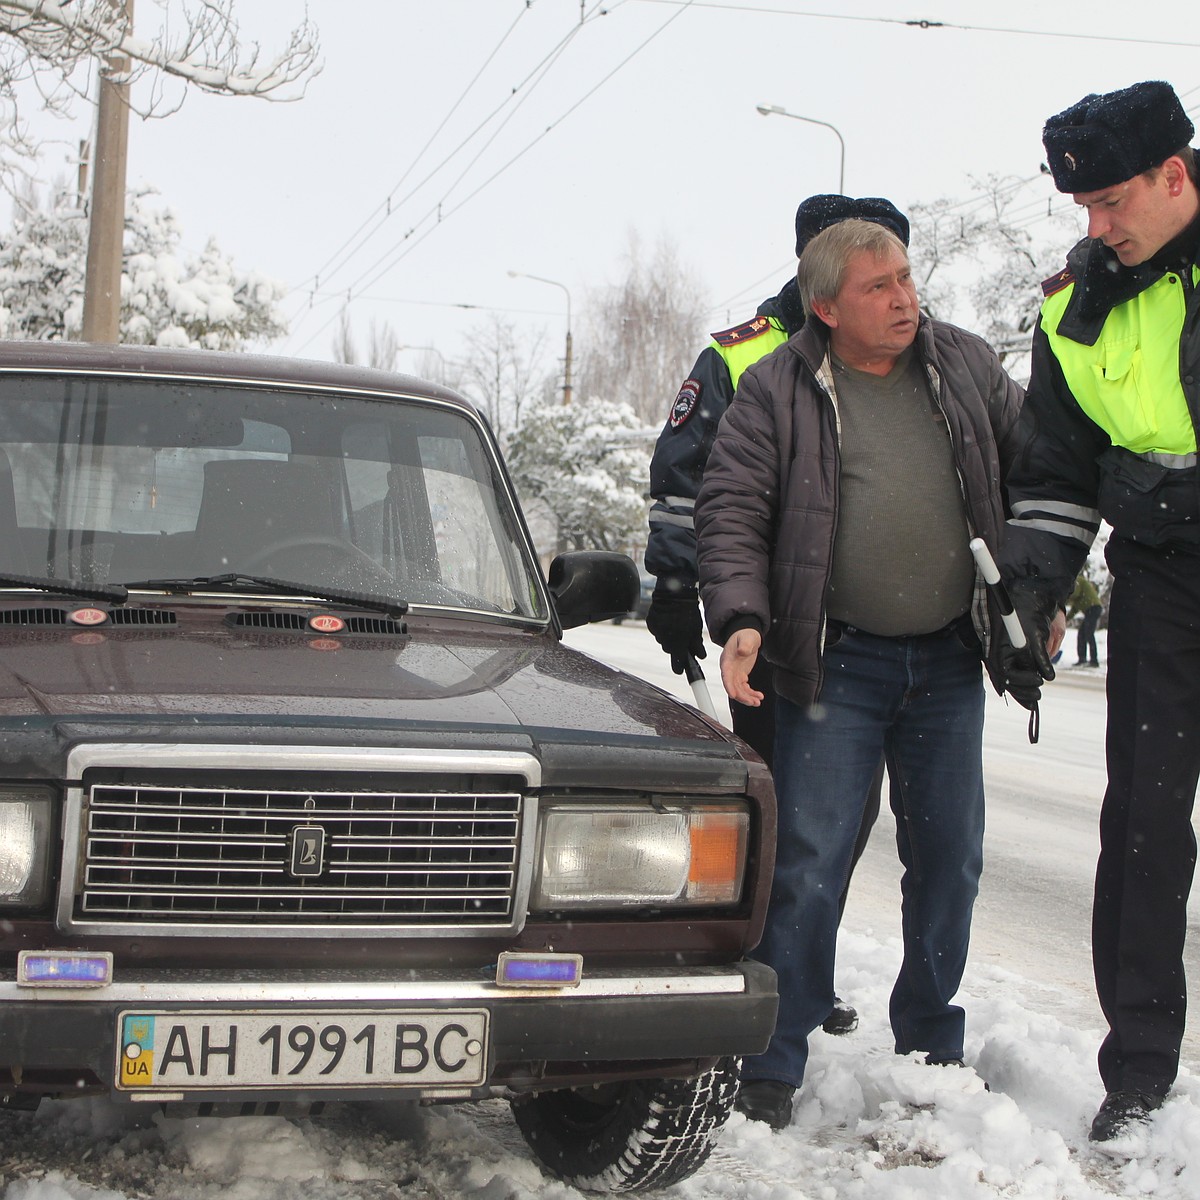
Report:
0,572,128,604
125,573,408,619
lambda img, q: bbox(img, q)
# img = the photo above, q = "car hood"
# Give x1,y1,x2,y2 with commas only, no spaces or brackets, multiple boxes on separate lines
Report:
0,604,725,748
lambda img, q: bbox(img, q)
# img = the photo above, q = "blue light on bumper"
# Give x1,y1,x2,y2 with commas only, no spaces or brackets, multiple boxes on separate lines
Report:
496,952,582,988
18,950,113,987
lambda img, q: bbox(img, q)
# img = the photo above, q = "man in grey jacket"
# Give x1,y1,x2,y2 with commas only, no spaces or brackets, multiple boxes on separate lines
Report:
696,218,1028,1130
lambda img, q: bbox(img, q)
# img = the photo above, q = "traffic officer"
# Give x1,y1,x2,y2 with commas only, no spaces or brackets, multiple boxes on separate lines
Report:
645,194,910,1045
995,80,1200,1143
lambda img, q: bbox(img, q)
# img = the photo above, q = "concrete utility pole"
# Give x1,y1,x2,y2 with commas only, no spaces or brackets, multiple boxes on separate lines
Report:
82,0,134,344
563,324,573,407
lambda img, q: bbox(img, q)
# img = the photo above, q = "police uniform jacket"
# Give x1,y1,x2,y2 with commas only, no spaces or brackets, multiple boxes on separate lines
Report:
1000,189,1200,612
645,279,804,591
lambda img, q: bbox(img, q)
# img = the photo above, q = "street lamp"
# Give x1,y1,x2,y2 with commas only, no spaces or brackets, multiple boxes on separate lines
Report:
508,270,573,405
756,103,846,195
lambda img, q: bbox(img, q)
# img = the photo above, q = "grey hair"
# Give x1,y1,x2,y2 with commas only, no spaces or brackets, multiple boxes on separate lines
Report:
797,218,909,317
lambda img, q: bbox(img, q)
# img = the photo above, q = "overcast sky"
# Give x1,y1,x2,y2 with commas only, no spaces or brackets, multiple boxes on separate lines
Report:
25,0,1200,378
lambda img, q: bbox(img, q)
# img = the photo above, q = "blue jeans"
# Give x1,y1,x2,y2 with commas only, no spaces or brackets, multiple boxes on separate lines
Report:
743,623,985,1088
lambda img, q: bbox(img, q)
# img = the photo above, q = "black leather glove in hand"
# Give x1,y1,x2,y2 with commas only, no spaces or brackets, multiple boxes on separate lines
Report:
997,593,1056,711
645,587,706,675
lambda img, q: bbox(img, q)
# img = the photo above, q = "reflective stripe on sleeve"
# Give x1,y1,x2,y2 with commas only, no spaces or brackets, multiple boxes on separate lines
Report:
1008,498,1099,545
1138,450,1197,468
1011,498,1099,522
649,511,694,530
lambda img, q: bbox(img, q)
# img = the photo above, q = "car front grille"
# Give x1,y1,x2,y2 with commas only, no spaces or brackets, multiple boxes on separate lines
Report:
75,781,524,931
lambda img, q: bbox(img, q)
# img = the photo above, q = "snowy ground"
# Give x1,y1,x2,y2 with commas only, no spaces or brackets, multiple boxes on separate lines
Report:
4,622,1199,1200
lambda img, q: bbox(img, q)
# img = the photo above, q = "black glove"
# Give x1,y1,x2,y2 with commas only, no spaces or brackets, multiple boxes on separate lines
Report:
997,591,1056,711
645,586,705,675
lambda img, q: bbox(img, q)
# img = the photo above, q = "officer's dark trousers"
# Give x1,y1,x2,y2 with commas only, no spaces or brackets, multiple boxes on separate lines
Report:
1095,537,1200,1095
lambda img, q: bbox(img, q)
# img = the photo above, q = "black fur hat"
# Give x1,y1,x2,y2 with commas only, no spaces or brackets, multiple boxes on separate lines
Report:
794,195,909,257
1043,80,1194,193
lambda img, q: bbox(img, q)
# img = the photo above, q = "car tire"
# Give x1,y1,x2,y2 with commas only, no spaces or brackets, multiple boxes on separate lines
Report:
510,1057,740,1193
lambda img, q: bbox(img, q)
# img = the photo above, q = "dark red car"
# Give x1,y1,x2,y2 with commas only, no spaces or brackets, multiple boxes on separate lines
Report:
0,341,776,1192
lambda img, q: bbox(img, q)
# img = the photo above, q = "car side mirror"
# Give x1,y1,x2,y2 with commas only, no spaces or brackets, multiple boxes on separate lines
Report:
547,551,639,630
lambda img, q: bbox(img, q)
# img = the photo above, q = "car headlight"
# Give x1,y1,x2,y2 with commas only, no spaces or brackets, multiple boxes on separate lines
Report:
531,802,748,909
0,788,52,907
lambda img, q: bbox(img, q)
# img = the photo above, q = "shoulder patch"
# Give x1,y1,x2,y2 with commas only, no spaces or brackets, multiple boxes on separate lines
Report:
711,315,773,348
1041,265,1076,298
669,379,701,428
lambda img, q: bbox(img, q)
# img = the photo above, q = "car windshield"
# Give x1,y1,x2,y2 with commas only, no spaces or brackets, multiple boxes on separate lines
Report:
0,373,547,620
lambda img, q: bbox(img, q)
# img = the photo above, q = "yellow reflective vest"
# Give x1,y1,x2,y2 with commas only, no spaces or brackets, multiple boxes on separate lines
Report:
1041,266,1200,456
711,316,789,390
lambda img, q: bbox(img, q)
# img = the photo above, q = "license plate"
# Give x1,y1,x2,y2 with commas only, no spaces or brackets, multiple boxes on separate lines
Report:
116,1009,489,1091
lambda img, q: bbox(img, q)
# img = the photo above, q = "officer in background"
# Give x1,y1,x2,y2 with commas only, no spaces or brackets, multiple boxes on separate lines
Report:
645,194,910,1037
995,80,1200,1143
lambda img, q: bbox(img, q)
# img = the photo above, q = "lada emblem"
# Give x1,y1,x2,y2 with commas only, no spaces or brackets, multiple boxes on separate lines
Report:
68,608,108,626
309,614,344,633
289,824,326,878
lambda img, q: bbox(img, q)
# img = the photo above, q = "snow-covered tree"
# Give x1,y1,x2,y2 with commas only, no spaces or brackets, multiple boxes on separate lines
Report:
0,0,318,98
909,175,1082,380
505,397,649,556
0,185,285,347
0,1,319,195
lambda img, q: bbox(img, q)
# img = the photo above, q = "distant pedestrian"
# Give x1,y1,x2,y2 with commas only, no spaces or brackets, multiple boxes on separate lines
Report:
1068,574,1103,666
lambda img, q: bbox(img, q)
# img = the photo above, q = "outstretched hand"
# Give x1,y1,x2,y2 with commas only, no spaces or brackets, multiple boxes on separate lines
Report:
720,628,765,706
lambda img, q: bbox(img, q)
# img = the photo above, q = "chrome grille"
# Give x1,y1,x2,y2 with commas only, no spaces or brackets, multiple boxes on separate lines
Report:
78,783,523,928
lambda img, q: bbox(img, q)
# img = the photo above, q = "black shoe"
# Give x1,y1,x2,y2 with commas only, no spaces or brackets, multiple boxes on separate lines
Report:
1088,1090,1163,1142
735,1079,795,1130
822,996,858,1035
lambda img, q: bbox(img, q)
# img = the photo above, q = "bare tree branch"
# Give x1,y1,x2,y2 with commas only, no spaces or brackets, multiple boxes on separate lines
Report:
575,230,709,425
0,0,320,100
909,175,1081,376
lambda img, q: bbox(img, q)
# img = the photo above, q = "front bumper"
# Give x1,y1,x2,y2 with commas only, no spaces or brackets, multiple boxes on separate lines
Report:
0,962,778,1103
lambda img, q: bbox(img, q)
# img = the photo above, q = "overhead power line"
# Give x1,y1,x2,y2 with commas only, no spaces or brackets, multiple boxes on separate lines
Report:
629,0,1200,50
287,0,699,355
300,4,535,297
285,0,618,352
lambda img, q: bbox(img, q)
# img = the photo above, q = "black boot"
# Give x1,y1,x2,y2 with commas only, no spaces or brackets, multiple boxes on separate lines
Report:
821,996,858,1035
735,1079,795,1130
1089,1090,1162,1142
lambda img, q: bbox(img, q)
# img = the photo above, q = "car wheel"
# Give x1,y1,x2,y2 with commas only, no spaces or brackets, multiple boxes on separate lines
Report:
510,1057,740,1193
